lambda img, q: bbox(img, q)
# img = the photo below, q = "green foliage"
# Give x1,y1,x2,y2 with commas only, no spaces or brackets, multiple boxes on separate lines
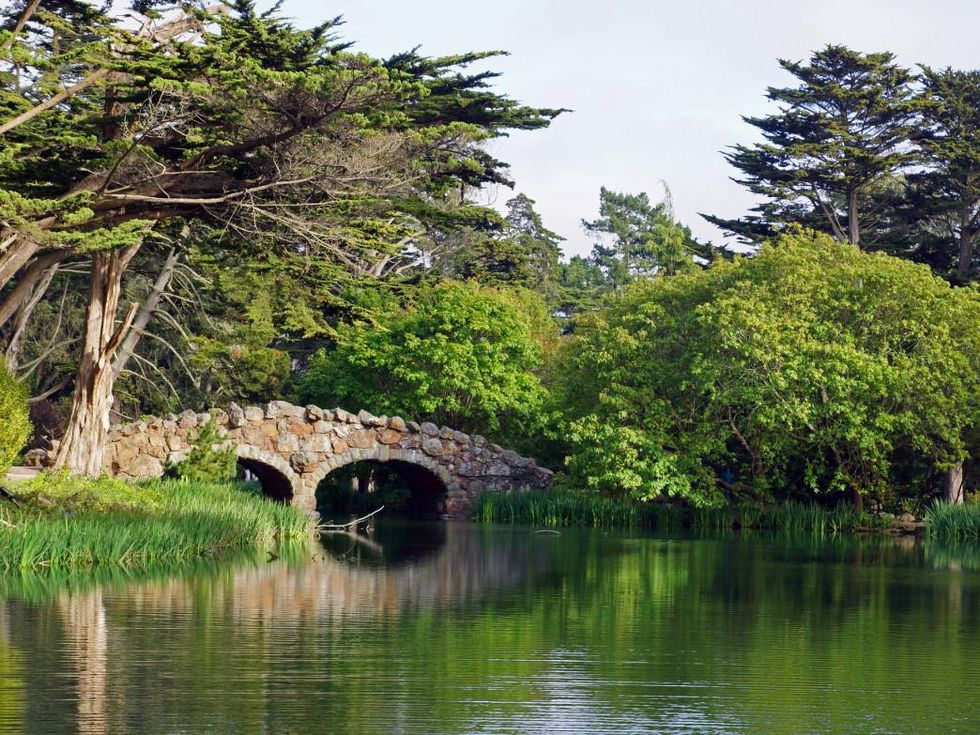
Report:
557,232,980,506
167,420,237,484
0,478,314,571
583,186,700,289
0,361,30,475
706,45,920,247
13,471,162,513
299,281,555,445
900,67,980,280
925,501,980,541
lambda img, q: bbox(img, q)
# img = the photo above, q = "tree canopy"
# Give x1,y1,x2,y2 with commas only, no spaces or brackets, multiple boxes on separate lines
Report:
558,231,980,507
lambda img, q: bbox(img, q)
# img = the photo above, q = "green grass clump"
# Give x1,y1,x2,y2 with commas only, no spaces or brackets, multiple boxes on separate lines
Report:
474,490,894,535
925,501,980,541
473,489,682,530
0,477,314,571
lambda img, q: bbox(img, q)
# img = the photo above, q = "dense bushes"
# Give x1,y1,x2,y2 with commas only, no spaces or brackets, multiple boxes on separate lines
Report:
557,233,980,509
299,280,558,451
0,361,30,476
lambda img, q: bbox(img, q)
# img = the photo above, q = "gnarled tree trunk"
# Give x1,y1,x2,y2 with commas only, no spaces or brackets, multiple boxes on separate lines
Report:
54,245,141,475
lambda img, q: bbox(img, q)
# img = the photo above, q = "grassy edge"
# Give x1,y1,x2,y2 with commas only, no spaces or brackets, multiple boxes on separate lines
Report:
0,477,315,572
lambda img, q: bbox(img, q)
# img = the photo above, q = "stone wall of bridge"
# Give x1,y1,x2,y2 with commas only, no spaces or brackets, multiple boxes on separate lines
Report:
100,401,554,516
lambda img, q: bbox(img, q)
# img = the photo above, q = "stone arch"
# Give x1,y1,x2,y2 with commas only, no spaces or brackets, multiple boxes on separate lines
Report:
304,446,455,515
236,445,301,503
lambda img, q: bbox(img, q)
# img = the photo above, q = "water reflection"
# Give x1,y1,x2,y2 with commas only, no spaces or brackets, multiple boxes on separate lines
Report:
0,526,978,735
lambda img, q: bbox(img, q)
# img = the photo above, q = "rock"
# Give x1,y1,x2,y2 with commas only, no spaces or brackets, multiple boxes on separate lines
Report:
472,435,486,447
301,434,332,453
420,422,440,436
129,455,164,478
23,448,47,467
389,416,406,431
277,434,299,452
334,408,351,423
244,406,264,422
265,401,280,418
439,426,454,439
347,429,377,449
422,438,445,456
489,443,503,454
453,431,469,445
313,421,331,433
305,405,324,422
406,421,420,432
502,449,520,464
290,451,318,473
378,429,402,445
487,462,511,477
898,512,916,523
358,409,386,427
227,403,245,428
331,437,349,454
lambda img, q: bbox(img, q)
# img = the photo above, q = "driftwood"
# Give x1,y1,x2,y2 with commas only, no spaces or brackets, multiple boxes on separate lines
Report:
317,505,385,532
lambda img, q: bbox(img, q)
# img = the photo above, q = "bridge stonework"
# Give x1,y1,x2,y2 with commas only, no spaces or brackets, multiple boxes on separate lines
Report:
102,401,553,516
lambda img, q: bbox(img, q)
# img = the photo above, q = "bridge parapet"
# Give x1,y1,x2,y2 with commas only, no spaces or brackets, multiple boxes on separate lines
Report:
97,401,553,516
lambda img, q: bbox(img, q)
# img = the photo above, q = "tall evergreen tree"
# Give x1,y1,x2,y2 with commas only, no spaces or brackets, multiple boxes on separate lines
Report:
583,186,699,288
704,45,920,248
903,67,980,281
0,1,560,473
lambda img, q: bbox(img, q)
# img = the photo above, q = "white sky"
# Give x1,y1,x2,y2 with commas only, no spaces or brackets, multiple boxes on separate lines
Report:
285,0,979,257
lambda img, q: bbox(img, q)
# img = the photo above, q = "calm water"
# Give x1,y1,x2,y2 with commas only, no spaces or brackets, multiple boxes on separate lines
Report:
1,522,978,734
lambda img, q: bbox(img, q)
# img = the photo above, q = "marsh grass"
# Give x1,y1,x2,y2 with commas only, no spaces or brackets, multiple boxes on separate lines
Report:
473,489,683,529
925,501,980,541
475,490,894,535
0,477,314,571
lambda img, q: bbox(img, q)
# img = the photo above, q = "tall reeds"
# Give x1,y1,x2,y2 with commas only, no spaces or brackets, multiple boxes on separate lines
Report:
0,479,314,571
474,490,894,535
924,502,980,541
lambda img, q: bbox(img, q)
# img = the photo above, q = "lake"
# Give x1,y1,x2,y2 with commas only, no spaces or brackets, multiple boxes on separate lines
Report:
1,522,978,734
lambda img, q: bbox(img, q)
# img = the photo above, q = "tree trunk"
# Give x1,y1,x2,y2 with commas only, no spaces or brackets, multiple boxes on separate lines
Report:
0,250,68,330
54,245,141,475
111,247,179,377
851,485,864,513
4,260,59,371
847,189,861,247
945,461,965,505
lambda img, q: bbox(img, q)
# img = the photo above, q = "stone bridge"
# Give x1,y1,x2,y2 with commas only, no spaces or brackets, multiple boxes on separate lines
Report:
101,401,553,516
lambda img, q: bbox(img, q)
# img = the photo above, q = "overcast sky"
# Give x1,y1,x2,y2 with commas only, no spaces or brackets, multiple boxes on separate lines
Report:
286,0,978,257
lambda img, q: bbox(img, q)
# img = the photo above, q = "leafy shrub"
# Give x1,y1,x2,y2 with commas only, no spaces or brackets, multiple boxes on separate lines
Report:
166,419,237,483
0,361,31,475
299,280,556,448
557,233,980,507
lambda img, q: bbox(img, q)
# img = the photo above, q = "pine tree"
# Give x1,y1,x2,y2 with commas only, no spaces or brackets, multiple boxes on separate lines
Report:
704,45,920,248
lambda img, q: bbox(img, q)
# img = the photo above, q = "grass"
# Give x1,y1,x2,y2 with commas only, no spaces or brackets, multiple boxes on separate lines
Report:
0,474,315,572
473,488,684,530
473,489,895,535
924,501,980,541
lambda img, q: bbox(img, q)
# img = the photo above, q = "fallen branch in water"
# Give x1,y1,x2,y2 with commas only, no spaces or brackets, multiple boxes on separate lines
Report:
317,505,385,531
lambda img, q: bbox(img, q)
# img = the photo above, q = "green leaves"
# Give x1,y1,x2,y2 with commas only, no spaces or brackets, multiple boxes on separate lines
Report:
558,232,980,506
0,360,30,476
299,281,555,445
